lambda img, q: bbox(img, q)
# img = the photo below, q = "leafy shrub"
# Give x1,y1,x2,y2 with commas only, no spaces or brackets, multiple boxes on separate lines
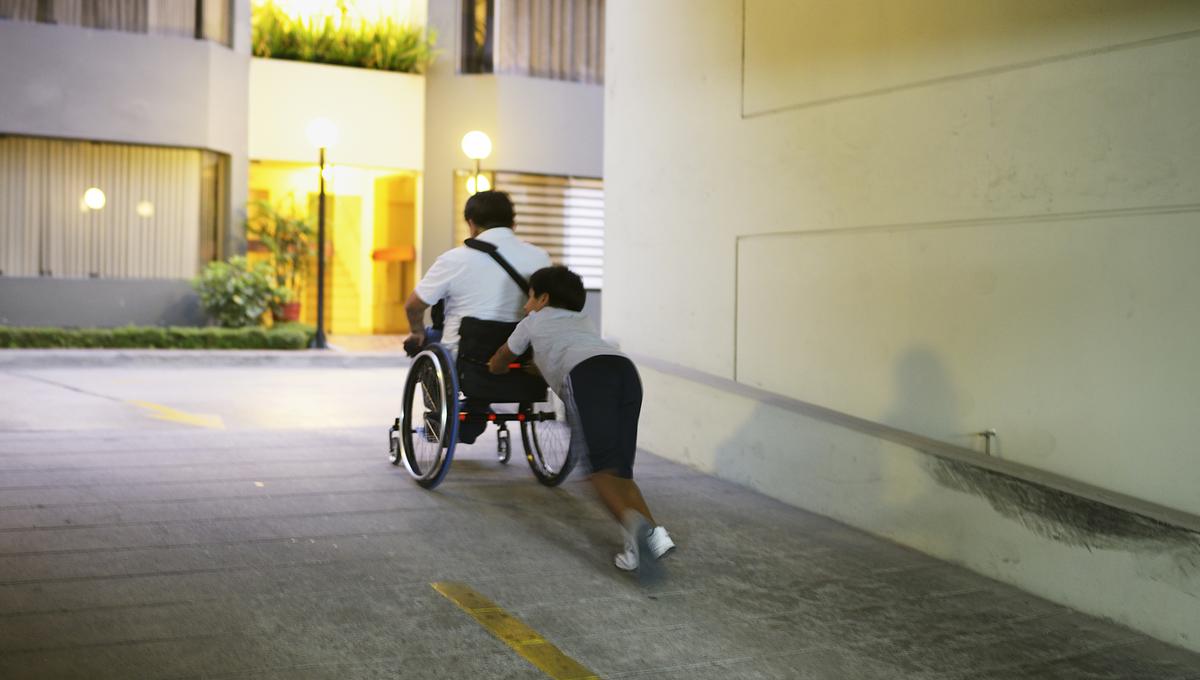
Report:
0,325,315,350
192,256,279,328
268,322,317,348
252,0,437,74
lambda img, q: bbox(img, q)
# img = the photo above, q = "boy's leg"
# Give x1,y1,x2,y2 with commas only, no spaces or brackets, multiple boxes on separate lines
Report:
615,360,649,520
589,470,655,525
570,356,672,573
568,358,648,517
574,356,655,523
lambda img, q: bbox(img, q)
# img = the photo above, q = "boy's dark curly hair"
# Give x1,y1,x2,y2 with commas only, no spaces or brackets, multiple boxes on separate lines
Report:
529,266,586,312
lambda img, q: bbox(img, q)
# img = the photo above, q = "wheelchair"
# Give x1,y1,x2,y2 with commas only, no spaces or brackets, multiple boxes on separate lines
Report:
387,317,575,490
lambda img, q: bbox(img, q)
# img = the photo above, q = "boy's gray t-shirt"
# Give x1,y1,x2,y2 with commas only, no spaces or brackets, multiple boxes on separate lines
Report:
505,307,624,394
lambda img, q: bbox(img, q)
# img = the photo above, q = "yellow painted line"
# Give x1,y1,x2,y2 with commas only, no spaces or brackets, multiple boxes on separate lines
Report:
127,401,225,429
431,581,601,680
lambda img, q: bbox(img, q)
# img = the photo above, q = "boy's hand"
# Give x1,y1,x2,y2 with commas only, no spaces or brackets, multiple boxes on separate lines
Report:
488,344,516,374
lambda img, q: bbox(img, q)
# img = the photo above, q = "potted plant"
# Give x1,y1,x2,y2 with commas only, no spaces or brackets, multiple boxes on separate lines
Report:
245,200,315,322
192,256,278,328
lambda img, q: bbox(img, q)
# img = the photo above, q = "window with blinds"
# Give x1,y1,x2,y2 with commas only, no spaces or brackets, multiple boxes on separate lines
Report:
0,0,232,45
459,0,605,84
494,171,604,290
0,136,226,279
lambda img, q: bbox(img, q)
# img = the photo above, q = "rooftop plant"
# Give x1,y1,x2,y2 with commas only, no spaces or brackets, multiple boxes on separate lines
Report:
252,0,437,74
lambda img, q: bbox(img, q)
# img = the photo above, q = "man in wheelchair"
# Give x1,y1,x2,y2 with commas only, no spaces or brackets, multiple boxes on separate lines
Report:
402,191,551,443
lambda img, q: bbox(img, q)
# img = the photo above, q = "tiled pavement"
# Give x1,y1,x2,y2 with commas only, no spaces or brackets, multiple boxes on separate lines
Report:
1,366,1199,679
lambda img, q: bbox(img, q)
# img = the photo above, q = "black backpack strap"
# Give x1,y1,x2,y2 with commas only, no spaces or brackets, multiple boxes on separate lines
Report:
464,238,530,293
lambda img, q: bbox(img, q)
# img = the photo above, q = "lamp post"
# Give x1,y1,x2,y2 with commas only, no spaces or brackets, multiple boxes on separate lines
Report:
82,187,106,278
306,117,339,349
461,130,492,194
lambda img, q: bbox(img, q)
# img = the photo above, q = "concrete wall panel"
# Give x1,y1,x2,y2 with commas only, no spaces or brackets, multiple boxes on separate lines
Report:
247,58,426,171
605,0,1200,649
0,279,203,327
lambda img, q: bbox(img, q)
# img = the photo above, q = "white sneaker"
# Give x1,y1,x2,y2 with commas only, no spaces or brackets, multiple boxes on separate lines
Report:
613,526,675,571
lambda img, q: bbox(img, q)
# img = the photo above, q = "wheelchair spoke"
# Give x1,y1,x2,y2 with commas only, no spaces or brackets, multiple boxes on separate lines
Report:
401,351,455,486
421,413,442,444
420,374,440,412
521,392,575,486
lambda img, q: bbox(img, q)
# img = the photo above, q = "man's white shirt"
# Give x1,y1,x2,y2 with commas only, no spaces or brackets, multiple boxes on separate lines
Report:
413,228,551,355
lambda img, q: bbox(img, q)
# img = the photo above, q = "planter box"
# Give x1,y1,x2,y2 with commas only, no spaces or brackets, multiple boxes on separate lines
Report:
248,58,425,170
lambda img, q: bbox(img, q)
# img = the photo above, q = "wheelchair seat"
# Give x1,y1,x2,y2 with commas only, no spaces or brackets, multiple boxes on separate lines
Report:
456,316,547,403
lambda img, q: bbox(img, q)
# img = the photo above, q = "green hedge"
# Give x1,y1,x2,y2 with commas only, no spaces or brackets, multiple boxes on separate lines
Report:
0,324,316,350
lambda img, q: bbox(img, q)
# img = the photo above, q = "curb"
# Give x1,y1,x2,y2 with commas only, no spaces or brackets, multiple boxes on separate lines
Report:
0,349,412,369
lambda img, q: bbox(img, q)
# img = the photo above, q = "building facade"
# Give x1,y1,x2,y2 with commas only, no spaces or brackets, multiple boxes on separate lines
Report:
0,0,605,332
0,0,251,326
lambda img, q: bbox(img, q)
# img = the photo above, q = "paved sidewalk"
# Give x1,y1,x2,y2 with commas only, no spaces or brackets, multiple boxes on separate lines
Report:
0,333,412,369
2,421,1199,678
328,334,408,353
0,348,409,369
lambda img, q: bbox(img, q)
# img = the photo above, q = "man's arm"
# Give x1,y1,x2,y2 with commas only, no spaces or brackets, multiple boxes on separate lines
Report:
404,253,456,350
488,343,517,374
404,291,428,338
403,292,429,355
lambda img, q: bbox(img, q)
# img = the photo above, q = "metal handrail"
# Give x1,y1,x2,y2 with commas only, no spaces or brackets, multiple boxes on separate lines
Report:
629,350,1200,536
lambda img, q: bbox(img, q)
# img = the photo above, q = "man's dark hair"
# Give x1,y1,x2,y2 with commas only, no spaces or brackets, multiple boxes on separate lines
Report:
463,190,515,229
529,266,586,312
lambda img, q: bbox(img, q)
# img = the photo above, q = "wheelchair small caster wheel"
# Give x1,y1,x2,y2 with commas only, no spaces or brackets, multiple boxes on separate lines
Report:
388,418,401,466
497,425,511,464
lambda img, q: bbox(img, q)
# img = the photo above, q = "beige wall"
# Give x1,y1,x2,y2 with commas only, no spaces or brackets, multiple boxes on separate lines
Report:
247,58,426,171
606,0,1200,651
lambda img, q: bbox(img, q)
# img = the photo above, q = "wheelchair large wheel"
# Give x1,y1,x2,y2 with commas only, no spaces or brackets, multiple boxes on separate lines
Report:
399,347,459,489
520,391,575,486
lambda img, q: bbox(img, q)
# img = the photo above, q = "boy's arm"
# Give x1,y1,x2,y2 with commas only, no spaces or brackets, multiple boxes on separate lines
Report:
492,316,533,374
488,343,518,374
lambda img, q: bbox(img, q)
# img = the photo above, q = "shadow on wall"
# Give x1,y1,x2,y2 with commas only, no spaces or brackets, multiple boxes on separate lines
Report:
890,350,1200,555
708,346,962,540
708,344,1200,580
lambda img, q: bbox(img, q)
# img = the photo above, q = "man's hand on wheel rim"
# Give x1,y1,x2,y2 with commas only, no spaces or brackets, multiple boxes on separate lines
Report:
403,333,426,357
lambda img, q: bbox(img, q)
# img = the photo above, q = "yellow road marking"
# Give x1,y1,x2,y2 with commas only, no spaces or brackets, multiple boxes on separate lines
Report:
431,581,601,680
128,401,225,429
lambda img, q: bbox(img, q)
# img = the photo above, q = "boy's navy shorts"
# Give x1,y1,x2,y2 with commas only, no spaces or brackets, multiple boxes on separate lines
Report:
562,354,642,479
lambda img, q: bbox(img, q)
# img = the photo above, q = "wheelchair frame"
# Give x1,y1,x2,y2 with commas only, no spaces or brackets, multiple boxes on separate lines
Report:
388,343,575,489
